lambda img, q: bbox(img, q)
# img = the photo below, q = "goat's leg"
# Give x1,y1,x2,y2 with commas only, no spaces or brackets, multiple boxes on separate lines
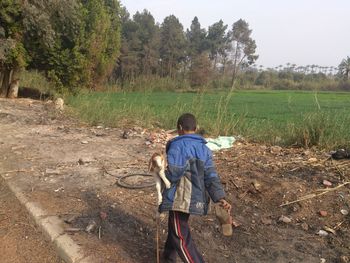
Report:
158,169,171,189
155,176,163,205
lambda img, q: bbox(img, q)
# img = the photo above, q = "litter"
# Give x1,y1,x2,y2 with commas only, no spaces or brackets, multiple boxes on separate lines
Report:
331,149,350,160
206,136,236,151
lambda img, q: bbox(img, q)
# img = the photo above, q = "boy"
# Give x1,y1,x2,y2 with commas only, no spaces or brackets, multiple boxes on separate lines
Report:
159,113,231,263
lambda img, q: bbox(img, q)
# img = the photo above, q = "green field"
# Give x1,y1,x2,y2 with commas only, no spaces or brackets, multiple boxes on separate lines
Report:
67,90,350,149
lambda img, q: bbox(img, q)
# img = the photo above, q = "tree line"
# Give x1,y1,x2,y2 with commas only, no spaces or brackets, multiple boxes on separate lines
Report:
114,8,258,89
0,0,121,96
1,1,349,97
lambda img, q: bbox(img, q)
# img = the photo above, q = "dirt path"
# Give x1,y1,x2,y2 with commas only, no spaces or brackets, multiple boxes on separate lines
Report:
0,98,349,263
0,177,63,263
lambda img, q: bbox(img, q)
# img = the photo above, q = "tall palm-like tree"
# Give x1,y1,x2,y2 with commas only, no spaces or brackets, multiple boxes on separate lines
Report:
338,56,350,79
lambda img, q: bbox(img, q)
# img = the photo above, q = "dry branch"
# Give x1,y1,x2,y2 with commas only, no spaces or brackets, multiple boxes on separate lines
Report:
280,182,350,207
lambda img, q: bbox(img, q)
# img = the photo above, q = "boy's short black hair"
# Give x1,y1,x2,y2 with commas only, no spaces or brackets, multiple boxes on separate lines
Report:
177,113,197,131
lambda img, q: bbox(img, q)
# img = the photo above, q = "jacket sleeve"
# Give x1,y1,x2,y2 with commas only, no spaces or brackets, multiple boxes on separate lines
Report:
204,148,226,202
165,145,186,183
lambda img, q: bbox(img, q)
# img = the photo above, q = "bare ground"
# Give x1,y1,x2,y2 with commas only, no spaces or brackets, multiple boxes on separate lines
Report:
0,98,349,263
0,177,63,263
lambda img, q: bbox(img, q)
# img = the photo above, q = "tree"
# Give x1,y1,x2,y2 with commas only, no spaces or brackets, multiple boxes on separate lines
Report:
338,56,350,80
0,0,26,97
189,52,212,87
81,0,121,89
159,15,187,78
1,0,122,92
207,20,228,69
116,7,140,80
186,17,207,58
133,10,160,76
227,19,258,88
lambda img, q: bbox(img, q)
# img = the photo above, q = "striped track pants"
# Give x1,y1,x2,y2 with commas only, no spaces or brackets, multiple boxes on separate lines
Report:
163,211,205,263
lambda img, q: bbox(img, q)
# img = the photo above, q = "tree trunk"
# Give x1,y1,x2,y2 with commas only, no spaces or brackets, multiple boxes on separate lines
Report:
0,68,12,98
231,42,239,89
0,71,3,89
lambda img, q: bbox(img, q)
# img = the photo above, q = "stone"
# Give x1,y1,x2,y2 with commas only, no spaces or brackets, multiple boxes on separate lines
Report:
340,209,349,215
317,230,328,237
319,210,327,217
322,180,332,187
278,215,292,223
261,217,272,225
54,98,64,111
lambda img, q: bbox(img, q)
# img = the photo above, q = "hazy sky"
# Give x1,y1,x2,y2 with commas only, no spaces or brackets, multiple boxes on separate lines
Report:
120,0,350,68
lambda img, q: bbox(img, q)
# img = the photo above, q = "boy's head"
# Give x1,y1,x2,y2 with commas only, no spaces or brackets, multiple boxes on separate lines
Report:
177,113,197,135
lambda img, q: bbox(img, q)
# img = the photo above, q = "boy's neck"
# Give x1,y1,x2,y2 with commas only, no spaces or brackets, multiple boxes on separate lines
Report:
179,130,196,135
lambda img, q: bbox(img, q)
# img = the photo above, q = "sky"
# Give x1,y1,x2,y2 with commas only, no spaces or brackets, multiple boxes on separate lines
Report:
120,0,350,68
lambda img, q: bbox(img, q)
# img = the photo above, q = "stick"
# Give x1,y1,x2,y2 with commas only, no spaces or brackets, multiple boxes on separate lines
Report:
332,159,348,180
2,169,28,174
280,182,350,207
334,220,347,230
156,213,160,263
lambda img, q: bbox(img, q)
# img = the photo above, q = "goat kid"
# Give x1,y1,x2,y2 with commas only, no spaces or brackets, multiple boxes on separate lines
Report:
149,153,171,205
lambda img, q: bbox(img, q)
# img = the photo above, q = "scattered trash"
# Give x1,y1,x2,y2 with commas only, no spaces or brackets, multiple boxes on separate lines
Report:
320,258,326,263
81,140,89,144
122,130,130,139
251,180,262,192
278,215,292,223
78,157,94,165
85,220,97,233
322,180,332,187
323,226,336,235
45,168,60,175
206,136,236,151
340,255,350,263
319,210,327,217
317,230,329,237
331,149,350,160
340,209,349,216
54,187,64,192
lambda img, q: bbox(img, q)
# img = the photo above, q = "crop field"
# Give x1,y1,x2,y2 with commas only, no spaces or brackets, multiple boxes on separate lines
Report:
67,90,350,149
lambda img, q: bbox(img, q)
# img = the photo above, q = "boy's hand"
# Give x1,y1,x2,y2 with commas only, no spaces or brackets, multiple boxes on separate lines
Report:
218,199,231,212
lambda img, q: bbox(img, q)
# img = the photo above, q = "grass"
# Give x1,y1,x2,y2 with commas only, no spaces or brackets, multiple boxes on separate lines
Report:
66,90,350,149
19,70,56,96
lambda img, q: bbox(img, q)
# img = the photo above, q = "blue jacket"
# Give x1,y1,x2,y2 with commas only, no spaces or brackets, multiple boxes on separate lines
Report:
159,134,226,215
